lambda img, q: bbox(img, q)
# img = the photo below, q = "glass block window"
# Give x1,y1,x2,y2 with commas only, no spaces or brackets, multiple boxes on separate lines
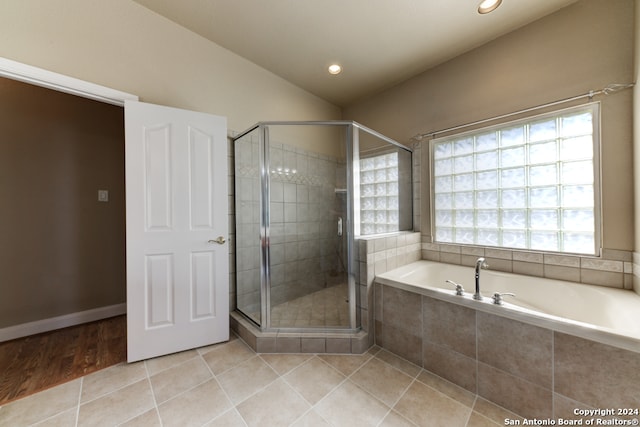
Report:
361,152,400,234
431,104,599,255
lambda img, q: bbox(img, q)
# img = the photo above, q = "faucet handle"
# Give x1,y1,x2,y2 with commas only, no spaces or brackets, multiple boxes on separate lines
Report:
445,280,465,296
492,292,515,305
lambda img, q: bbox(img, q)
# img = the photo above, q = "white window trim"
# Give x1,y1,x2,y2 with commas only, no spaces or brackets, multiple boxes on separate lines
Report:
429,102,602,256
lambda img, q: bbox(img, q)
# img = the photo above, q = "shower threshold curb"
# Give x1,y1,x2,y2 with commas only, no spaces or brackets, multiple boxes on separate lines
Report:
230,311,370,354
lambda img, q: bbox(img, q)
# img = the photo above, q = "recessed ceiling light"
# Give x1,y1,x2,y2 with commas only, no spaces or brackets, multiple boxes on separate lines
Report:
328,64,342,75
478,0,502,14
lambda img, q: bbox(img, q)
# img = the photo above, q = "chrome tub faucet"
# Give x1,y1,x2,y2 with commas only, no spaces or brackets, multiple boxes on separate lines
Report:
474,257,489,301
446,279,465,296
492,292,516,305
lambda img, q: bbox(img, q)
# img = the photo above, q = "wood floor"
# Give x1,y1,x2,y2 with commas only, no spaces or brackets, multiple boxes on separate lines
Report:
0,315,126,405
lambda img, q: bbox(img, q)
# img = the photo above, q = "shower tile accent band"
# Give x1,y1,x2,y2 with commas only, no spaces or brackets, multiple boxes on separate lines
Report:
421,240,634,290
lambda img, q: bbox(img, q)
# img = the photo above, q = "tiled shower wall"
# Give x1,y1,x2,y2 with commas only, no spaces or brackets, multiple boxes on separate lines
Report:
234,134,347,317
268,142,346,307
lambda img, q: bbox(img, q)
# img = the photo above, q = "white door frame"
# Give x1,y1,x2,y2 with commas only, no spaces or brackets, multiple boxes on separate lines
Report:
0,57,138,106
0,58,231,357
0,57,139,340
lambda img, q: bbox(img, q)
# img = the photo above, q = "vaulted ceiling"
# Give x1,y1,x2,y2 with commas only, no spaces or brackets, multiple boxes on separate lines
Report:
133,0,578,107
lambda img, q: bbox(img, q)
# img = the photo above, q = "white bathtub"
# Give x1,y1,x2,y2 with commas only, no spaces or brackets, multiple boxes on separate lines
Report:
375,260,640,353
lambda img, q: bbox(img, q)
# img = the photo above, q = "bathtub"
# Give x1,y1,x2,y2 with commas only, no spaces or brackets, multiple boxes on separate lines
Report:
375,260,640,353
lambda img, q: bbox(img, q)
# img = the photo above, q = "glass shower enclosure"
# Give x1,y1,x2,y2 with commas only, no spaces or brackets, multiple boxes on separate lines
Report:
233,121,412,332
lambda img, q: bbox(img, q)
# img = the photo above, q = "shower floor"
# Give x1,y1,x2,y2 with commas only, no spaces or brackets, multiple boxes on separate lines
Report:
254,282,350,328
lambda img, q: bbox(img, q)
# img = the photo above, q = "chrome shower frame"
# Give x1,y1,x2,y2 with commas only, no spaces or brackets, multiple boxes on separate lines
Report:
232,121,410,333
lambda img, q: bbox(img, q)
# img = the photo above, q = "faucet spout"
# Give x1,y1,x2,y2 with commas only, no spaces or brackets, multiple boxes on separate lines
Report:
474,257,488,301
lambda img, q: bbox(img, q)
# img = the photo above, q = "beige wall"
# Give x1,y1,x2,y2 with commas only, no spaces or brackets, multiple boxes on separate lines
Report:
0,77,126,328
0,0,340,141
0,0,342,330
343,0,635,253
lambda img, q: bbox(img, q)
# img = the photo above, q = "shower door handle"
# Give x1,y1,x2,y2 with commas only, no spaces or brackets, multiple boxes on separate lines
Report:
337,217,343,237
208,236,226,245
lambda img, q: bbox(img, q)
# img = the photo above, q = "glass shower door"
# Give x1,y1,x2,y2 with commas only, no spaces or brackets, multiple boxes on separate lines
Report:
234,127,263,326
266,124,350,329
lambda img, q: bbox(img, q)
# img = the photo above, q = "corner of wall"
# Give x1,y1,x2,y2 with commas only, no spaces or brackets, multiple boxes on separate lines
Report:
634,0,640,292
634,252,640,295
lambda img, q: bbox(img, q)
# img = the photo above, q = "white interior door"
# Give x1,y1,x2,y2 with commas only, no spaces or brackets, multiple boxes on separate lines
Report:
125,100,229,362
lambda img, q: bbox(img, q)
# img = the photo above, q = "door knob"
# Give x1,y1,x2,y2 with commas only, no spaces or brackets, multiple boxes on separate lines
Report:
208,236,226,245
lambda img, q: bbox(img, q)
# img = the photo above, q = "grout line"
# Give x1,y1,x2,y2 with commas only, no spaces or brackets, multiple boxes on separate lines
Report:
257,352,312,376
18,336,501,427
74,377,83,427
142,359,162,426
199,352,248,427
219,355,282,408
277,356,337,426
475,309,479,395
551,331,555,419
144,351,200,377
78,364,148,406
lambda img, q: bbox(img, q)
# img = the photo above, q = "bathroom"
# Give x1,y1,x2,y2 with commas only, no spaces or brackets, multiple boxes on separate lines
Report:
0,0,638,425
227,0,639,420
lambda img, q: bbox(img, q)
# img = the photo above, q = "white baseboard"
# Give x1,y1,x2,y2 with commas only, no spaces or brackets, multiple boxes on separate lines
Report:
0,303,126,342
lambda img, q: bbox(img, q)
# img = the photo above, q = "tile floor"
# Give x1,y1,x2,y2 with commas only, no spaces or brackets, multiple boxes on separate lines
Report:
0,333,523,427
271,283,350,328
251,282,350,328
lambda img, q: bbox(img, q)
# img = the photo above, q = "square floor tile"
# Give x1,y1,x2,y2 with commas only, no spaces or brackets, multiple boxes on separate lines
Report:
394,381,471,427
315,380,390,427
0,380,80,426
157,379,232,427
284,357,345,404
290,409,331,427
77,379,154,426
119,408,162,427
81,361,146,403
374,349,422,377
317,353,371,376
466,411,503,427
149,357,212,404
217,356,278,404
379,410,417,426
236,379,310,427
31,407,79,426
416,369,476,407
202,339,255,375
204,409,247,427
260,353,312,375
145,349,199,376
350,357,413,407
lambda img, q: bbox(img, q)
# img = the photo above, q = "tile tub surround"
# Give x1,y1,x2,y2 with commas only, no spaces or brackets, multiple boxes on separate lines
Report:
422,240,634,290
356,231,422,345
633,251,640,294
374,283,640,420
